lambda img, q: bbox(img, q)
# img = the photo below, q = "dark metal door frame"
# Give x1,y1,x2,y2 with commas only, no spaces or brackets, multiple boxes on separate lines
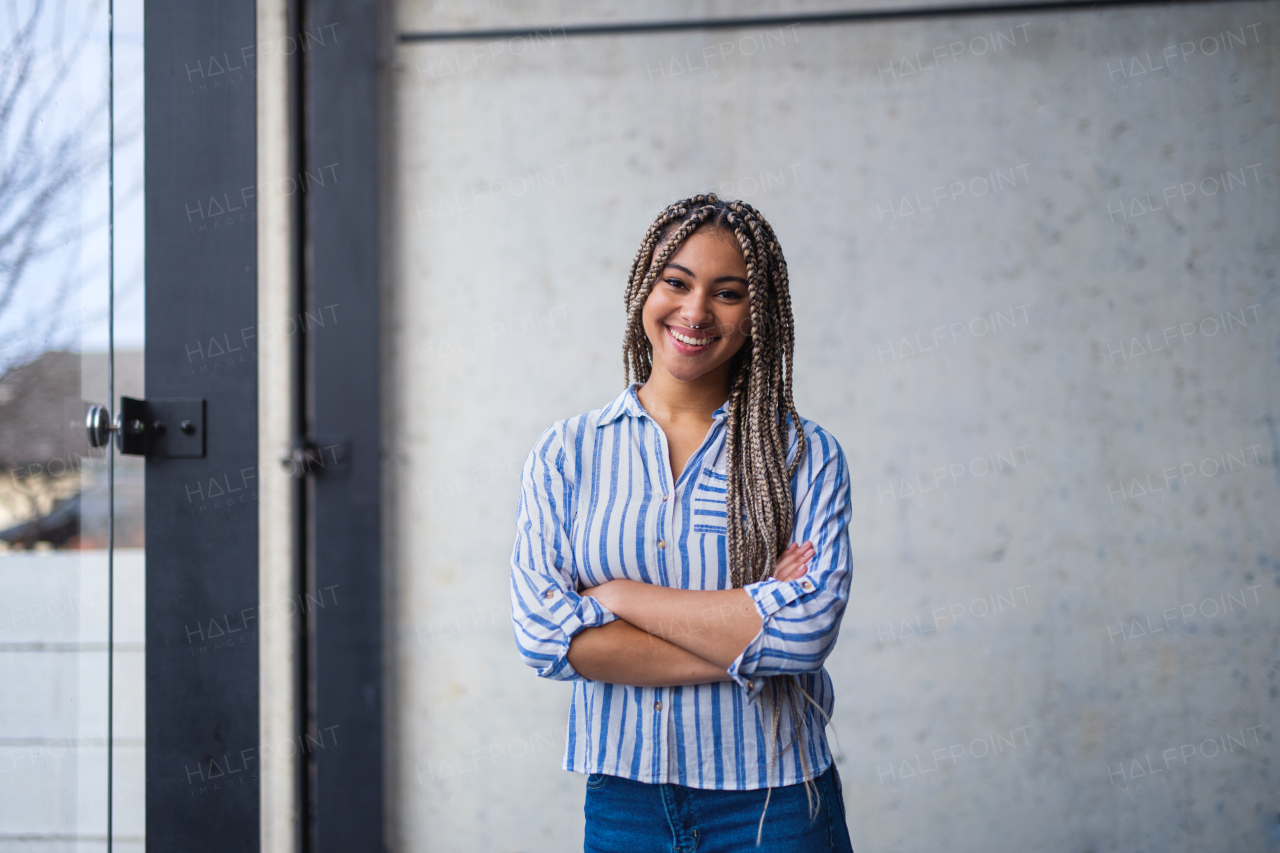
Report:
300,1,383,851
144,0,382,849
144,1,260,849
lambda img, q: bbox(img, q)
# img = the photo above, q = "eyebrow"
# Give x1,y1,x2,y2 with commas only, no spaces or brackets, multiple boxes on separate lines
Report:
663,262,748,286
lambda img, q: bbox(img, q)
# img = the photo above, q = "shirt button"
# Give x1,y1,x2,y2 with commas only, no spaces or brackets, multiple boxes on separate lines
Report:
746,681,755,690
654,701,663,711
662,494,668,502
657,540,665,550
543,590,555,599
800,580,814,591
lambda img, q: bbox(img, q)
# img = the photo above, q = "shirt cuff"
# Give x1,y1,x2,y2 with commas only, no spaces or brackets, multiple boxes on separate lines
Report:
726,578,818,699
533,584,617,680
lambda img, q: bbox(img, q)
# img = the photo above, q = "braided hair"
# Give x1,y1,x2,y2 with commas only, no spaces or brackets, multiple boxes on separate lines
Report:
623,194,821,820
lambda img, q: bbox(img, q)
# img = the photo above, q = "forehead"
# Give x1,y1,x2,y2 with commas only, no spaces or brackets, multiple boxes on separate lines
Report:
662,227,745,270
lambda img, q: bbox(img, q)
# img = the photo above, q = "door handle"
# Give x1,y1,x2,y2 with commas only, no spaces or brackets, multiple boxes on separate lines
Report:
85,397,206,458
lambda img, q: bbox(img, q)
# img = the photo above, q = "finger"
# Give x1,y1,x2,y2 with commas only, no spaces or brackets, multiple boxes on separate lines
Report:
774,544,810,579
773,561,798,582
775,559,809,583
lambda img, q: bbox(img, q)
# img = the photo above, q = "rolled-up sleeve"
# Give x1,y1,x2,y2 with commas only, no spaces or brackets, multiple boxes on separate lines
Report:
727,428,852,698
511,425,617,681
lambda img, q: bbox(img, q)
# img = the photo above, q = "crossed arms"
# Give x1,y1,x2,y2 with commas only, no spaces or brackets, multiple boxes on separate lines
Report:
566,542,815,687
510,423,852,695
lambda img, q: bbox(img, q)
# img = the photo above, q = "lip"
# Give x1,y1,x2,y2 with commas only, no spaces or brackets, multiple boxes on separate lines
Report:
665,324,719,355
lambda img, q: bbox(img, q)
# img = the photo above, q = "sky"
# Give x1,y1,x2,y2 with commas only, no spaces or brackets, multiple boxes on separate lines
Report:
0,0,145,370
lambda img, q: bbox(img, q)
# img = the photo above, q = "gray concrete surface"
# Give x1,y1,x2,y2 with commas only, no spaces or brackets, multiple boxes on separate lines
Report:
385,2,1279,851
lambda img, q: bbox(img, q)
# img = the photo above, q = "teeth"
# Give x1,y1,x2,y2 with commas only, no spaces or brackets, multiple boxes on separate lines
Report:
670,328,714,346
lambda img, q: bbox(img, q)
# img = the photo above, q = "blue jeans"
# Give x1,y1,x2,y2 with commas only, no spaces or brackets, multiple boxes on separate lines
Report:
583,764,854,853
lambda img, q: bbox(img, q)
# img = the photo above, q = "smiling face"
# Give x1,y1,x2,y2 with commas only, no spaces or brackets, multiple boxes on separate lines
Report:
641,226,753,385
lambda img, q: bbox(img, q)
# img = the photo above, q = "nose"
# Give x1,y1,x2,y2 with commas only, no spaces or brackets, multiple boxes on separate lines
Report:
679,292,716,330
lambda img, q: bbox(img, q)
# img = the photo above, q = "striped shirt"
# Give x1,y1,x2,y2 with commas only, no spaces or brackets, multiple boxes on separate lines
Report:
510,384,852,790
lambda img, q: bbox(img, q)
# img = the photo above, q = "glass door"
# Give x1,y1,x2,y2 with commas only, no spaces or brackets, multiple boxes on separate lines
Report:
0,1,144,849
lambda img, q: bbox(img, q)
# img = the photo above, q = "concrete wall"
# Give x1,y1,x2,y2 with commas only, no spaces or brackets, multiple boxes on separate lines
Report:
384,2,1279,850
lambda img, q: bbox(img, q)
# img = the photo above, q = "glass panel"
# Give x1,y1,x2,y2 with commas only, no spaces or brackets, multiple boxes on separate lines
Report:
0,0,143,849
388,3,1278,851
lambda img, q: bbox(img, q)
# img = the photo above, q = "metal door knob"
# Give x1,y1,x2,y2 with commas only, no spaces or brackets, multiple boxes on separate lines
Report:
85,405,144,451
86,405,114,448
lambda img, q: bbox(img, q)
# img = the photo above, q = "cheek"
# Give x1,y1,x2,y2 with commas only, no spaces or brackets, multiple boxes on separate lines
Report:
641,290,674,328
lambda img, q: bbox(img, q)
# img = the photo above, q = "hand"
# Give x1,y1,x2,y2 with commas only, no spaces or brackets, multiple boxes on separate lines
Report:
772,541,814,583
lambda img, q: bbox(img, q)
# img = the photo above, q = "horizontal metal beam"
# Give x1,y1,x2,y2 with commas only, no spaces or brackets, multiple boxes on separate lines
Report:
399,0,1250,42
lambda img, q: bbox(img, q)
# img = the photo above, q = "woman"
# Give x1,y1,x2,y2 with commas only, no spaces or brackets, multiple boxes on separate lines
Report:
511,195,854,852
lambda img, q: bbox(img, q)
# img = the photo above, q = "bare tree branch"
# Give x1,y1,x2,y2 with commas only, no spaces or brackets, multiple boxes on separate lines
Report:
0,0,119,373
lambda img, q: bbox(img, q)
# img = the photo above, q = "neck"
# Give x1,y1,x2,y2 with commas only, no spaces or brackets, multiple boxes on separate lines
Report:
636,360,732,421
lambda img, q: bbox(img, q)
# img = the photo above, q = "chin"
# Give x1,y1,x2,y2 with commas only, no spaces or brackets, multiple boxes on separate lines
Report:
657,351,731,382
665,365,716,382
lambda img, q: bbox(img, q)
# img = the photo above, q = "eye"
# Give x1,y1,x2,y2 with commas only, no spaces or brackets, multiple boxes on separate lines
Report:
717,289,745,300
664,278,688,289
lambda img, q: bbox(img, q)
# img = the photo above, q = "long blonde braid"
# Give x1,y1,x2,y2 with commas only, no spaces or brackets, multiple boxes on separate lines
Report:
622,195,822,827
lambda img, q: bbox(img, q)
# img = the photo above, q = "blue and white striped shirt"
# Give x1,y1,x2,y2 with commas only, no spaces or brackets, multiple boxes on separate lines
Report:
510,384,852,790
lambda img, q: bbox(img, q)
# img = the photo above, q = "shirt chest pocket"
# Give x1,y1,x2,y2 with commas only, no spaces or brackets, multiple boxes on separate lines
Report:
691,468,729,537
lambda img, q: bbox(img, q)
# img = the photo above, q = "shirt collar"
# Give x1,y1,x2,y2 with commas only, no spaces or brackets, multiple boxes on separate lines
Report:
596,384,645,427
596,384,729,428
